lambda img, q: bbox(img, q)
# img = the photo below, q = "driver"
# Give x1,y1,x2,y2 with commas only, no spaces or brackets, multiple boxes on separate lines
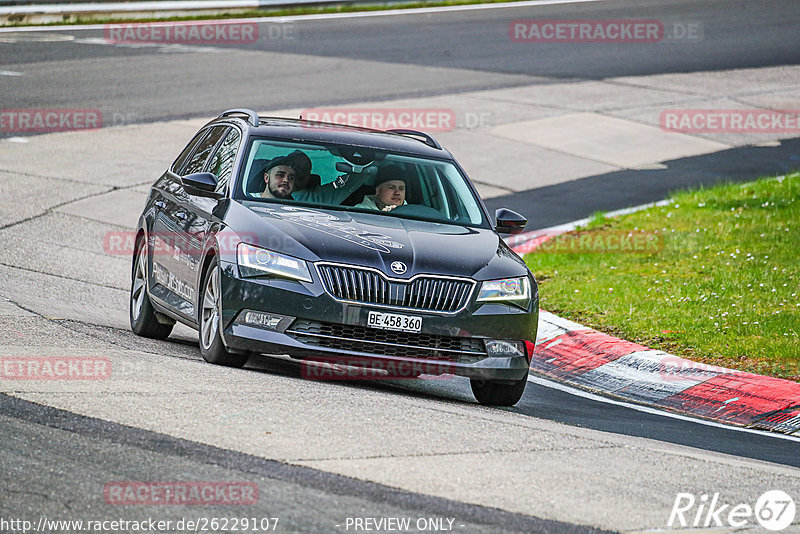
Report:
261,160,296,200
354,165,407,212
258,150,313,200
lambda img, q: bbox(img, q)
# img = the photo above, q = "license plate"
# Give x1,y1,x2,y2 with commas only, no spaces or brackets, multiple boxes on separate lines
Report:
367,311,422,333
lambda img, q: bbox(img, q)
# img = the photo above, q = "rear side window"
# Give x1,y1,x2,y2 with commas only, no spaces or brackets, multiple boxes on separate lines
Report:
181,126,228,176
172,129,209,174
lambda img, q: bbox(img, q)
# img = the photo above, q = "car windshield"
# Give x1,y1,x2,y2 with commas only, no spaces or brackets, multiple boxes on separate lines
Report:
235,138,487,227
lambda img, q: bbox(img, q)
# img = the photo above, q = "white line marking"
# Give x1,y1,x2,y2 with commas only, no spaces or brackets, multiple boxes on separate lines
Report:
0,0,613,32
74,37,224,53
0,70,23,76
526,374,800,443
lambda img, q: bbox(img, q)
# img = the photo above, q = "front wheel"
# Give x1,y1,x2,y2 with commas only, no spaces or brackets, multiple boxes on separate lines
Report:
470,376,528,406
199,257,249,368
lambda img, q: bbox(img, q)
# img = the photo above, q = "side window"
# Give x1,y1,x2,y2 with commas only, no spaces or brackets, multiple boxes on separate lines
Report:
208,128,241,195
419,166,448,215
172,130,209,174
438,168,471,220
181,126,228,176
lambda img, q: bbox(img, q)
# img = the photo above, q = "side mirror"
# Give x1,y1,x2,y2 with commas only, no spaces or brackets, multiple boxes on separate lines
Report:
495,208,527,235
182,172,222,199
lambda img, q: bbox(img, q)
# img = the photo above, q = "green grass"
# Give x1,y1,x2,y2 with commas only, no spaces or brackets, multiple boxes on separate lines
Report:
2,0,533,27
525,173,800,381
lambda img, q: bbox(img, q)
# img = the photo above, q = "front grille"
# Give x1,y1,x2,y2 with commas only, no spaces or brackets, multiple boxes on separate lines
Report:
316,264,474,313
287,320,487,363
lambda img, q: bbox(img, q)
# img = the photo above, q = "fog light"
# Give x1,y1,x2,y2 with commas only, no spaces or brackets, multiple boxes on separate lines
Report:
241,311,291,331
485,340,525,357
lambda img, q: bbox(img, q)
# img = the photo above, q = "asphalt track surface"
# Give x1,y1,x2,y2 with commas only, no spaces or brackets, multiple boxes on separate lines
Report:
2,0,800,122
1,0,800,531
1,395,602,534
484,137,800,228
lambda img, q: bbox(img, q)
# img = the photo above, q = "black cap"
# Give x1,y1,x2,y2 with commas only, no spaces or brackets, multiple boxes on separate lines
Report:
374,165,406,187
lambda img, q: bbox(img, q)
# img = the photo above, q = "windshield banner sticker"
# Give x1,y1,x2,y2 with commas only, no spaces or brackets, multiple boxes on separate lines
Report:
255,206,404,254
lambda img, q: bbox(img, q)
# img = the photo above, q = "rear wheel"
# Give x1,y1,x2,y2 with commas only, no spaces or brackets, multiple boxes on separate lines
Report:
130,236,174,340
199,257,249,368
470,376,527,406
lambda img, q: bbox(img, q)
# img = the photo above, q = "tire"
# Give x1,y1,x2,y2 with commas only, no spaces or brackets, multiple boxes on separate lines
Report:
198,256,249,368
130,236,174,340
470,376,528,406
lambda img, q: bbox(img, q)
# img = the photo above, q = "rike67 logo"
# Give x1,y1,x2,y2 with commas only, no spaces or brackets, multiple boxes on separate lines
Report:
668,490,795,531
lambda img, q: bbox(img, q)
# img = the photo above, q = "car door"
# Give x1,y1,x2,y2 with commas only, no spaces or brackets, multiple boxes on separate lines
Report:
174,126,242,323
147,128,208,316
187,125,242,296
150,125,228,321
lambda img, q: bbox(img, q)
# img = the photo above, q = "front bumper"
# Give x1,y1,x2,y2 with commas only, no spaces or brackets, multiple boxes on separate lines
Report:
217,260,538,381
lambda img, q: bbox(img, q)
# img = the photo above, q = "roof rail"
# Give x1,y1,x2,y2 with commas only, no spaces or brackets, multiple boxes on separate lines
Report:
218,108,259,127
386,129,442,150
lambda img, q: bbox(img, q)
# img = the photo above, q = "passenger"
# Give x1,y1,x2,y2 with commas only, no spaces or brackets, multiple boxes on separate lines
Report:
354,165,407,212
258,151,312,200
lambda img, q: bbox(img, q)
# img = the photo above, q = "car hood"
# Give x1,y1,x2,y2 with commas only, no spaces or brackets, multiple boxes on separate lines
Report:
234,203,528,280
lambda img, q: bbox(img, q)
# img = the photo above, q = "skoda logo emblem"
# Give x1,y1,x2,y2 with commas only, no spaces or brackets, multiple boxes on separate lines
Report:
390,261,407,275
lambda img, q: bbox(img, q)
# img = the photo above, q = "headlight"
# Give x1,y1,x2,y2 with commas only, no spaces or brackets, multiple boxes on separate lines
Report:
476,277,531,309
237,243,312,282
